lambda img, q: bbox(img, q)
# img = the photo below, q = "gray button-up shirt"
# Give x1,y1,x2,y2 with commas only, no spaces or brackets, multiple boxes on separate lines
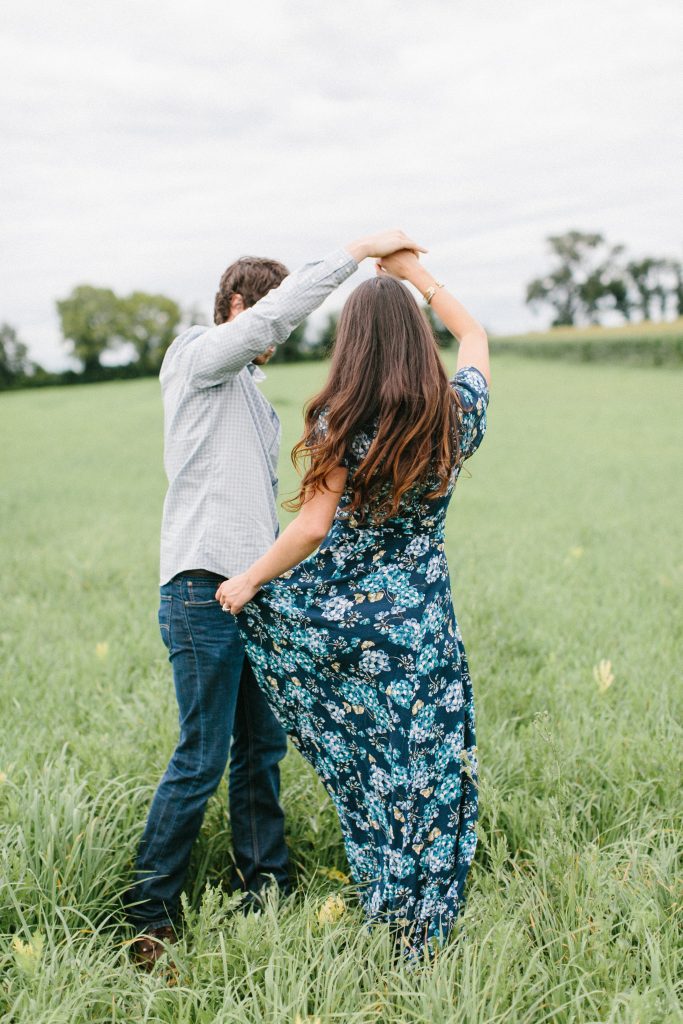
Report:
158,247,358,584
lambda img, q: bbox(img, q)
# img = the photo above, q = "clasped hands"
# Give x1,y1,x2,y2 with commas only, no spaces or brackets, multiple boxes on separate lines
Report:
375,247,423,281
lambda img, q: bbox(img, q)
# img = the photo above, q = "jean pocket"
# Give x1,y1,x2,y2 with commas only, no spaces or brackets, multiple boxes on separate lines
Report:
183,595,238,649
158,595,172,649
184,580,222,607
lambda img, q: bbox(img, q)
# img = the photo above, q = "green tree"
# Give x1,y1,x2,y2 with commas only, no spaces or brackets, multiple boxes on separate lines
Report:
669,259,683,317
312,312,339,356
121,292,182,372
57,286,123,374
526,231,628,326
602,275,632,321
0,323,33,388
625,257,678,320
268,321,309,363
579,243,629,324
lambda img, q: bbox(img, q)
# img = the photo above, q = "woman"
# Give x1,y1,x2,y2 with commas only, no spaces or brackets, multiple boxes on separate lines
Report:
216,247,490,957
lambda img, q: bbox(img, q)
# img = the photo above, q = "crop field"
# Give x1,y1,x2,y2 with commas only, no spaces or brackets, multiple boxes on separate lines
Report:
489,316,683,365
0,356,681,1023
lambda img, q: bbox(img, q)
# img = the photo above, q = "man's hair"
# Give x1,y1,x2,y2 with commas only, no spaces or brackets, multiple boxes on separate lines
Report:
214,256,289,325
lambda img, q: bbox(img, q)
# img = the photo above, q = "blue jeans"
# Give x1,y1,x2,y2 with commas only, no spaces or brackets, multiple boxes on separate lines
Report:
126,573,290,930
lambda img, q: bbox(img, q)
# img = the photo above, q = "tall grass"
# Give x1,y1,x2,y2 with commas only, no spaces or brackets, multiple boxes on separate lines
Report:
0,357,681,1022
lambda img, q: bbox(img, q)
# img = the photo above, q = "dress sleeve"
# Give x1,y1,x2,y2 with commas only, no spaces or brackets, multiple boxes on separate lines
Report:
450,366,489,460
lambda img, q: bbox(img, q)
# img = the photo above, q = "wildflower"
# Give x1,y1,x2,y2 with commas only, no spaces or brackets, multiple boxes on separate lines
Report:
12,932,44,977
593,658,615,692
95,642,109,659
459,746,478,784
317,894,346,925
321,867,350,884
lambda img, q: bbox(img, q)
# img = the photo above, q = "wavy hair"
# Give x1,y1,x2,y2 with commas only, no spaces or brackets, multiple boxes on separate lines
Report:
214,256,289,324
286,275,464,522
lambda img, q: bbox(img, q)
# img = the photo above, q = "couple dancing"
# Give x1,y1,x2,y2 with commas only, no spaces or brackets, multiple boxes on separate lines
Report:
127,229,490,966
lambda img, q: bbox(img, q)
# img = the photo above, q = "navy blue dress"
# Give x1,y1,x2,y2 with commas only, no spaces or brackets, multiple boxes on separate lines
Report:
237,366,489,955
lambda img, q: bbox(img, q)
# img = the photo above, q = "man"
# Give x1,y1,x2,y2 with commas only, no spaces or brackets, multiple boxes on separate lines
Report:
127,228,425,968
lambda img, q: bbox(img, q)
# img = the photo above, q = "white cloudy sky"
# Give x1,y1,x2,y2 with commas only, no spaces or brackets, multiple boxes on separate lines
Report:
2,0,681,369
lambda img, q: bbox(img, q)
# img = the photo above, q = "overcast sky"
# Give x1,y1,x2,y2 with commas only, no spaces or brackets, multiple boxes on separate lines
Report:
2,0,682,369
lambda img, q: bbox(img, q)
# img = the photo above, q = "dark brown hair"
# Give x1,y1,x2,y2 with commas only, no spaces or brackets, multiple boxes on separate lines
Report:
287,275,463,522
214,256,289,324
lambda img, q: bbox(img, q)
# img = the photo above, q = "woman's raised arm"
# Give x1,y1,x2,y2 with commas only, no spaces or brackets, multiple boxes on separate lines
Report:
378,250,490,385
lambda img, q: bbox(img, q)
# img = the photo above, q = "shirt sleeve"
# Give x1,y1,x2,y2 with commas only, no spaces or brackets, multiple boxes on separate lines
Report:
184,248,358,388
450,365,489,460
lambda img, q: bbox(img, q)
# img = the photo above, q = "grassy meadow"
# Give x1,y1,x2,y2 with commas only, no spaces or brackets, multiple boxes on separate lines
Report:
0,355,681,1023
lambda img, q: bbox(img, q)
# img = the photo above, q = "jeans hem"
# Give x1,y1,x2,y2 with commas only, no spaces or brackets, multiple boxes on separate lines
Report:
127,913,176,933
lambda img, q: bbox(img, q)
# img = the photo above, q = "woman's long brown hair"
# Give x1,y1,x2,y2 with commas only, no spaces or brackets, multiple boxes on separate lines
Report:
285,275,464,523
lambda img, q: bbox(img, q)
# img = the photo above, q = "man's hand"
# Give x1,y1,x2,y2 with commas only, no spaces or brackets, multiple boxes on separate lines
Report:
252,346,275,366
376,248,422,282
215,574,260,616
346,230,427,263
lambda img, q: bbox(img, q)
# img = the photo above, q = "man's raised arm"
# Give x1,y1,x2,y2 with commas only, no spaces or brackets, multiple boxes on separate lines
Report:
184,230,426,388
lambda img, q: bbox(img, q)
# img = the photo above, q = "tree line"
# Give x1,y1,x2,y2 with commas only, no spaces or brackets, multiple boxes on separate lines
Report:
2,230,681,390
0,288,340,391
525,231,683,326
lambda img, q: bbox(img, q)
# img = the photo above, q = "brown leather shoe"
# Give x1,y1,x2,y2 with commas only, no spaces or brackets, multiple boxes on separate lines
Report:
130,925,177,971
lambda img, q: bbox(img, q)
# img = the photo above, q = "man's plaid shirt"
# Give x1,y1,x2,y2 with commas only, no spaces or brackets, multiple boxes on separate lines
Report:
159,247,358,584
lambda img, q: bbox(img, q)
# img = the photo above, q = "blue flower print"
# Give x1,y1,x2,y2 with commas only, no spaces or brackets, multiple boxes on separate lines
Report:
236,365,489,957
435,774,462,803
416,643,441,674
386,677,417,709
387,619,421,650
360,649,391,675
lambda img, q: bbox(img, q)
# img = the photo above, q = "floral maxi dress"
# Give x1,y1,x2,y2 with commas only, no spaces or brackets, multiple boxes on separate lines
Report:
237,366,489,954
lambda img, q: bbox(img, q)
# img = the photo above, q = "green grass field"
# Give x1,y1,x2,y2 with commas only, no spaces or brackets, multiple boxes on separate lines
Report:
0,357,681,1023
